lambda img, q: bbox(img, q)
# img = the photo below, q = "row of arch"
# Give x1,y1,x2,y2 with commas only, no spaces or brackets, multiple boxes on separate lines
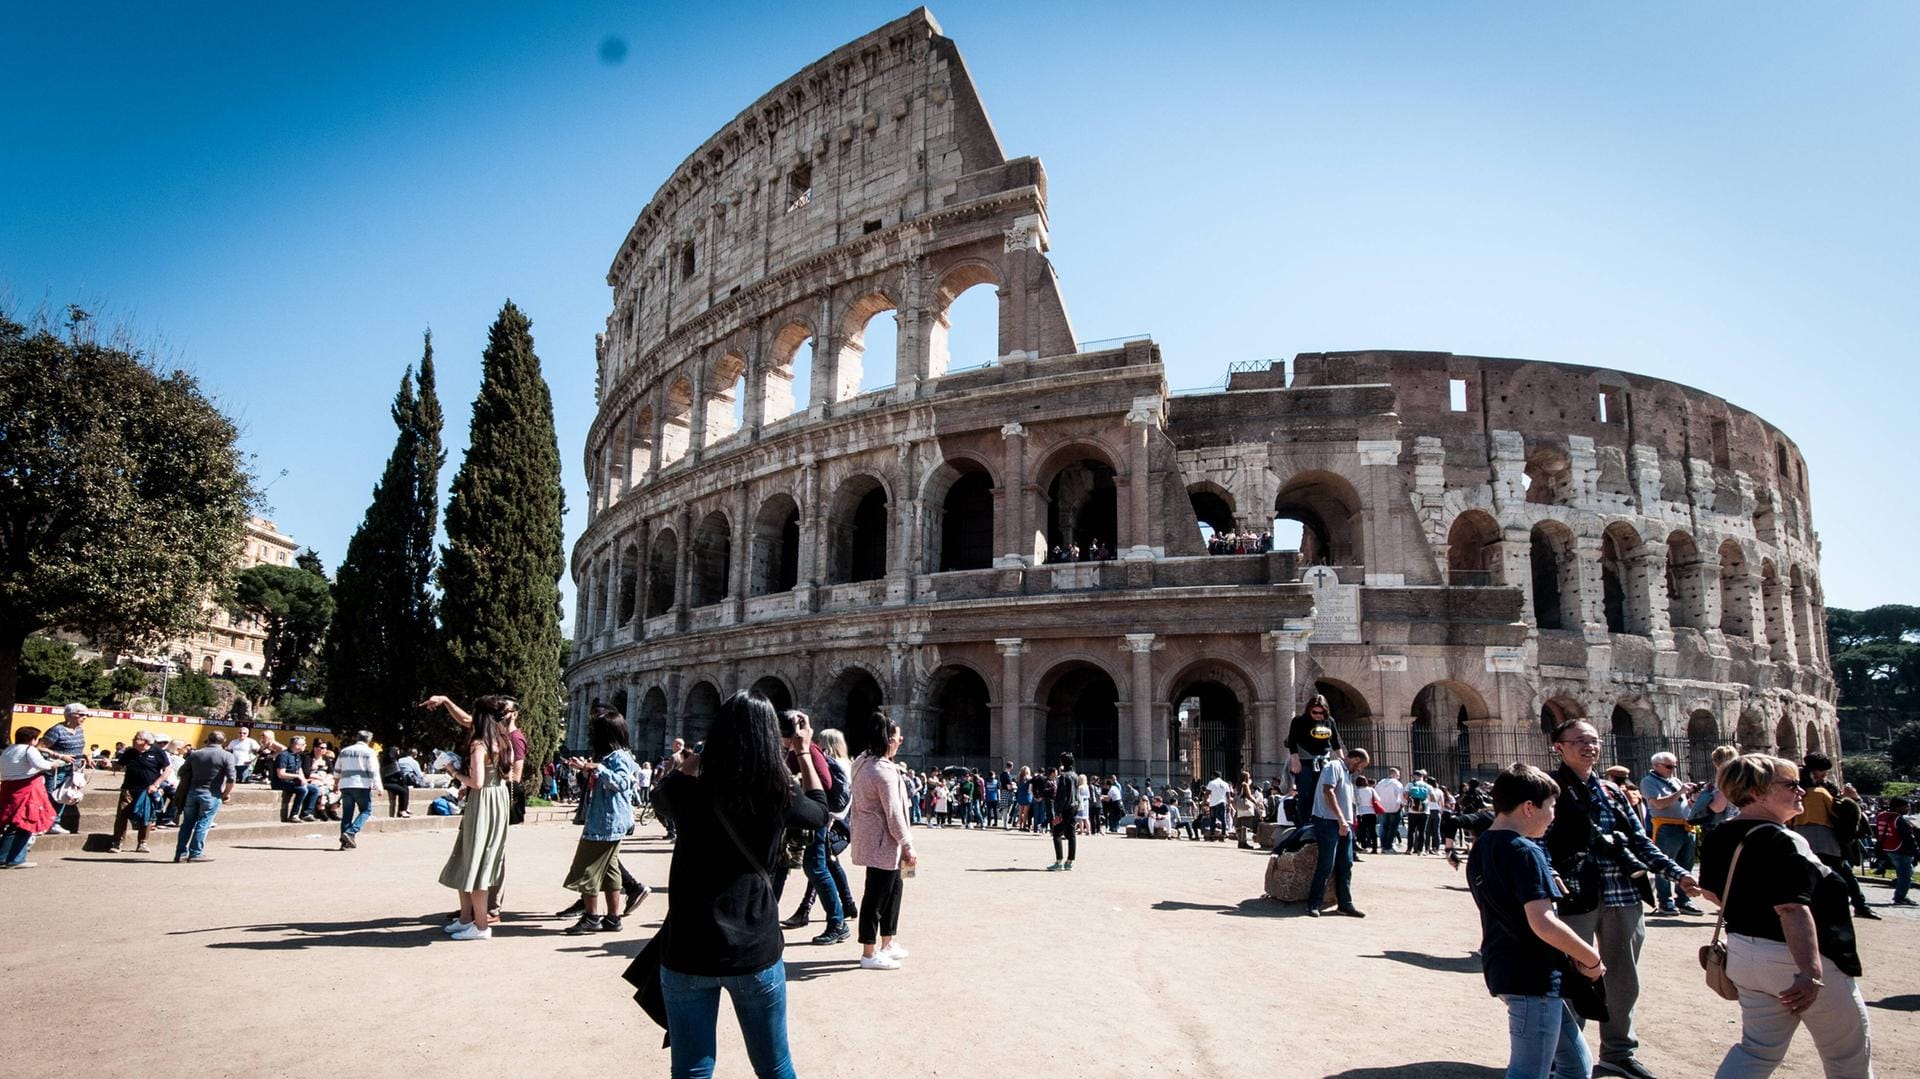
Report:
1459,510,1830,665
1187,471,1363,565
589,267,1001,516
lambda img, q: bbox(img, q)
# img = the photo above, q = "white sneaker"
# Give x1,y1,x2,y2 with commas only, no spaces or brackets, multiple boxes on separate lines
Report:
449,924,492,941
443,920,473,935
859,953,901,970
879,942,910,960
46,826,69,835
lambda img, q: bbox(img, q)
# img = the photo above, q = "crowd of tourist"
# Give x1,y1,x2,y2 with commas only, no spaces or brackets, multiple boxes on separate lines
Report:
1043,538,1114,563
1205,529,1273,555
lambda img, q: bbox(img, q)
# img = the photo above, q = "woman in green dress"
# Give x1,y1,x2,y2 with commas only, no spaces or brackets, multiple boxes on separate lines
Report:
426,694,515,941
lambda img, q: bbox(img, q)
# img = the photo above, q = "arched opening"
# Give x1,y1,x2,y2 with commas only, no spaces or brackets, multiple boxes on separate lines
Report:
1737,708,1769,753
1665,531,1703,630
682,681,722,744
637,687,669,756
1760,560,1787,661
1529,522,1579,631
1540,695,1585,736
827,475,889,584
1044,453,1118,559
1170,669,1248,783
1608,699,1658,769
1040,663,1121,772
704,351,747,447
201,656,214,675
763,322,815,421
1273,470,1362,565
1523,447,1574,505
645,529,678,617
1718,541,1752,638
929,266,1001,377
689,511,732,608
1804,723,1821,756
819,667,886,739
1774,715,1799,758
750,675,793,717
1411,681,1487,788
927,665,992,760
925,461,995,572
838,292,898,399
581,563,603,635
1446,510,1501,587
616,543,640,626
749,494,801,596
1600,522,1647,635
1685,710,1720,781
659,376,694,467
1188,483,1237,549
627,406,654,482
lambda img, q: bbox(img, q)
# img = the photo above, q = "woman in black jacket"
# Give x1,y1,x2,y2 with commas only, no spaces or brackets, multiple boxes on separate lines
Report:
650,691,828,1079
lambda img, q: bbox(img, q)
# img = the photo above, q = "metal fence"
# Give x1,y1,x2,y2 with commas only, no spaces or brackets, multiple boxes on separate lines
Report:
1336,727,1733,791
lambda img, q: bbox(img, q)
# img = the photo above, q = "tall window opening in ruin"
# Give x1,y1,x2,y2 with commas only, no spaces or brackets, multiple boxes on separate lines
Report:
689,511,732,607
1600,522,1648,635
604,429,627,508
928,666,992,760
1448,378,1469,412
1446,510,1500,586
616,543,640,627
682,681,721,743
1040,663,1121,771
1718,540,1752,638
628,406,655,481
1665,530,1704,630
659,376,694,467
645,530,679,617
1528,522,1579,631
1523,448,1574,505
1760,559,1787,661
1172,675,1246,783
1598,387,1626,425
1709,419,1731,468
1046,457,1118,555
1789,564,1813,665
679,243,696,281
929,267,1001,378
749,494,801,596
1273,471,1361,565
1411,681,1483,788
750,675,793,716
1774,715,1798,758
927,463,994,572
819,668,885,739
1685,710,1720,781
837,293,898,400
637,687,669,757
704,352,747,447
1188,484,1236,547
762,322,815,421
827,475,889,584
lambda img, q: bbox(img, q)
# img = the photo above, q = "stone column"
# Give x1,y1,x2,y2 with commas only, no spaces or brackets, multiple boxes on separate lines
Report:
1575,534,1608,641
1124,633,1156,772
888,442,915,604
743,318,767,437
624,678,643,754
996,638,1025,765
997,423,1029,567
1499,528,1535,624
1637,541,1673,645
1122,398,1159,560
796,459,820,612
1356,440,1403,585
603,544,622,645
1264,623,1312,769
686,355,708,467
730,483,750,622
646,385,665,482
672,507,692,631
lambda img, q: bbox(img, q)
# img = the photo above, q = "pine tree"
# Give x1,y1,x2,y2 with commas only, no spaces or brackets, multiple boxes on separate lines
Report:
438,302,566,773
324,331,445,745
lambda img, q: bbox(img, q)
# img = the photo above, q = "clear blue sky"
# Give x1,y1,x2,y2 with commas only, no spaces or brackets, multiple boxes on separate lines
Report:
5,2,1914,626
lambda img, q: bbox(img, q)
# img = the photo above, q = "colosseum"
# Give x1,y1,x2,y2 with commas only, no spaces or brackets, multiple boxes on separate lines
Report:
562,8,1836,789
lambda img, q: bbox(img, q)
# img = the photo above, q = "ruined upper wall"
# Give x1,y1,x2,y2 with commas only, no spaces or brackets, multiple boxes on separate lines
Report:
603,8,1010,362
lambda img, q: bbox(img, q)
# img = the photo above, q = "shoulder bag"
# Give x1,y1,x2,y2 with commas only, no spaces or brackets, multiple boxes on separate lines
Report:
1701,830,1757,1001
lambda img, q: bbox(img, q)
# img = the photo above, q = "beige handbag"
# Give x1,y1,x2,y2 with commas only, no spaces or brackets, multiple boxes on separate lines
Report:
1700,835,1753,1001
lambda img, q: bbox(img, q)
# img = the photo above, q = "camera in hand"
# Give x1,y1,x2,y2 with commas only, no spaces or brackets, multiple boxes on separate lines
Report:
1593,829,1657,908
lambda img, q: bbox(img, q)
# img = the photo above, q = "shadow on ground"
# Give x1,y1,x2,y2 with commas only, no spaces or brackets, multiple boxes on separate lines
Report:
1325,1063,1500,1078
965,867,1045,873
1359,950,1482,974
176,914,495,950
784,958,862,981
1869,993,1919,1012
1151,898,1294,918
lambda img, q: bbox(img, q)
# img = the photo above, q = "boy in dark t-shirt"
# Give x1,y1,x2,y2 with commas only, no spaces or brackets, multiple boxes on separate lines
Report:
1467,765,1605,1079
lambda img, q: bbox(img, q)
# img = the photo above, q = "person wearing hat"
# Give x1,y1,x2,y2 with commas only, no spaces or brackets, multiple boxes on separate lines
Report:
39,704,90,834
1283,694,1342,827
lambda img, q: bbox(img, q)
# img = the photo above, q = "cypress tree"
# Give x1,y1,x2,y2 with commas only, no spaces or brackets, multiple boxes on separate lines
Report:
324,331,445,745
438,302,566,772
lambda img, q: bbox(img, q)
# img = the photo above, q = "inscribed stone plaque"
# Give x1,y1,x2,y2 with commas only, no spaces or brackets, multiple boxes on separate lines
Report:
1303,566,1361,643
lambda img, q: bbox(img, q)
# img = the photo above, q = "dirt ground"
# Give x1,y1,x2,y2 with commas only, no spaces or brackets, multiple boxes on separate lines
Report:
6,818,1913,1078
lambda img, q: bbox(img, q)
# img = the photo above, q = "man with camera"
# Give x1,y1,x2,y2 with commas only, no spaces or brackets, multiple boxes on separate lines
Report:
1639,752,1705,915
1543,719,1702,1079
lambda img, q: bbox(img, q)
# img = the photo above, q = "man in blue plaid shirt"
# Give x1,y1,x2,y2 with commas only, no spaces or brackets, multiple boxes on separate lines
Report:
1543,719,1701,1079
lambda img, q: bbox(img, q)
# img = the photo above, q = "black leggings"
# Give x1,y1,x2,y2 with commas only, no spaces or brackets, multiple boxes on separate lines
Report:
858,867,903,945
1052,819,1077,863
385,786,410,815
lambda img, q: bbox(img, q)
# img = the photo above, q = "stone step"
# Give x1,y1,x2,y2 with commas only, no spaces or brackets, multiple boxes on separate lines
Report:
35,805,582,853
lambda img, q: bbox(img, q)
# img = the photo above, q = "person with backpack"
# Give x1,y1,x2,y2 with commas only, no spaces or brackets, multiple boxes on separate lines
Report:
1048,753,1080,870
1791,754,1880,922
1405,771,1434,855
777,710,853,945
1875,796,1916,907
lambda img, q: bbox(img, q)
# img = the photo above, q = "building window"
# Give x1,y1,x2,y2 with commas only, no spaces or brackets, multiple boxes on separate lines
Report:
1448,378,1469,412
680,244,695,281
787,164,812,213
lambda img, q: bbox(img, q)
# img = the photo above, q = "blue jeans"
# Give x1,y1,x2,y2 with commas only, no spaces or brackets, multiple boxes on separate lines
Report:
1892,852,1913,903
0,825,35,865
340,789,373,837
1307,815,1354,909
1379,810,1402,851
1651,822,1695,907
174,789,220,860
660,960,795,1079
802,830,843,924
1500,994,1591,1079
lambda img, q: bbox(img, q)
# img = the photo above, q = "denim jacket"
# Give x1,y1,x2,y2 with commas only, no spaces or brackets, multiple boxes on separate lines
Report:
582,749,637,842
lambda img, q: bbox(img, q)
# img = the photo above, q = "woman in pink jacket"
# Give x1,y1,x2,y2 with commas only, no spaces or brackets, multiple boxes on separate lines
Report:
848,711,917,970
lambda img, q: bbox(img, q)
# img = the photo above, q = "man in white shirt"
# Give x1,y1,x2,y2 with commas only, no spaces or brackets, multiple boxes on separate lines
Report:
1373,767,1406,853
228,725,261,783
1204,771,1233,840
332,731,381,850
1305,748,1369,918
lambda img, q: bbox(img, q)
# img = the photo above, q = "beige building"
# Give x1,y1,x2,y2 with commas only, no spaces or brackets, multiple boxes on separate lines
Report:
165,516,301,677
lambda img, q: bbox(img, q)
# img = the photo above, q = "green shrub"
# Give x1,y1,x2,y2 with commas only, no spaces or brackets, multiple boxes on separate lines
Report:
273,695,327,728
1840,756,1892,795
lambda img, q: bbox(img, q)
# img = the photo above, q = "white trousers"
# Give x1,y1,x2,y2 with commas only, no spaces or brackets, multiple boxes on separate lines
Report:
1715,932,1873,1079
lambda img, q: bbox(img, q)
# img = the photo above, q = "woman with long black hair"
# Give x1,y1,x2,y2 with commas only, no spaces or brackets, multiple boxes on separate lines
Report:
650,691,828,1078
848,710,917,970
428,694,515,941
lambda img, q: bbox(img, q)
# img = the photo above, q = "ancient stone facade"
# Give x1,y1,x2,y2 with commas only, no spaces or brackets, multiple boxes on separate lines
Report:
564,9,1835,786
